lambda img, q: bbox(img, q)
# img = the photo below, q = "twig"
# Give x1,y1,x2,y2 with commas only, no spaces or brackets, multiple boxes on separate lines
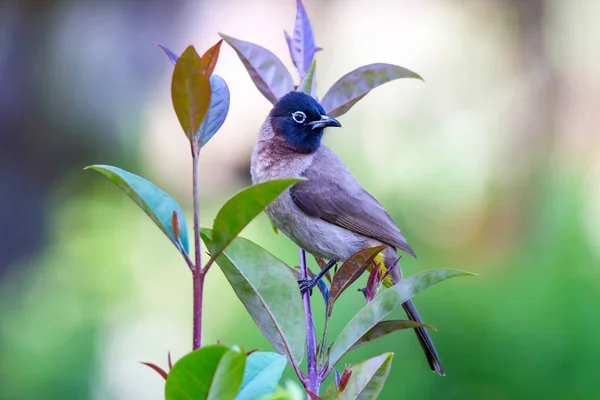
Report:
192,149,203,349
299,248,320,394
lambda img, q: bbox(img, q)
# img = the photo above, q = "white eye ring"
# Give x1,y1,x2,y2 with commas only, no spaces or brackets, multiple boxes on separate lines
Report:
292,111,306,124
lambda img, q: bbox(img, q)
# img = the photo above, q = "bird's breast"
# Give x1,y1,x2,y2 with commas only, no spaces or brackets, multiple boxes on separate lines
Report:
250,139,315,184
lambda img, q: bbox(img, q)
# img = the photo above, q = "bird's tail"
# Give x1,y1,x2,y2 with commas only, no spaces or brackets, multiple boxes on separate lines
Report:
402,299,445,376
373,250,445,376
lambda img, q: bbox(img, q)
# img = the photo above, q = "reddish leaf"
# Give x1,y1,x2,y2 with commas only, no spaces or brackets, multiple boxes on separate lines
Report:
200,39,223,76
171,45,211,142
328,246,386,315
220,33,294,104
306,389,322,400
321,63,423,118
141,362,168,380
171,211,180,240
338,365,352,393
168,352,173,370
246,348,259,356
363,259,382,302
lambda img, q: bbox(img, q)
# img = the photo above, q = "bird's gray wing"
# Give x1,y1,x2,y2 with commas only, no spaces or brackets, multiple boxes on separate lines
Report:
290,147,416,257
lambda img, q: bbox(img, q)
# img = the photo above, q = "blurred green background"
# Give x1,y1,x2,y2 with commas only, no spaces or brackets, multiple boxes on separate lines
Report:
1,0,599,399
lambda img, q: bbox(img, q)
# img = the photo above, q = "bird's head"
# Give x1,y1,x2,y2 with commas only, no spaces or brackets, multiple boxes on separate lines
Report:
269,91,341,153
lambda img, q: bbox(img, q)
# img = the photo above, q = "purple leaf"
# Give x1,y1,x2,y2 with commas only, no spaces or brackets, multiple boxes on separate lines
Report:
334,368,341,390
220,33,294,104
296,59,317,98
198,74,230,147
291,0,318,78
158,44,178,65
363,259,382,302
321,63,423,118
283,30,298,70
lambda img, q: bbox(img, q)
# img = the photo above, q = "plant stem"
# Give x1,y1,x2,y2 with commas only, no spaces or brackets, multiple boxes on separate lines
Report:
299,248,320,394
318,312,330,367
192,151,203,350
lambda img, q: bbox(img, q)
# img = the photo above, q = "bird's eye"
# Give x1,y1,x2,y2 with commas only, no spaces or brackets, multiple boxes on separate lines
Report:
292,111,306,124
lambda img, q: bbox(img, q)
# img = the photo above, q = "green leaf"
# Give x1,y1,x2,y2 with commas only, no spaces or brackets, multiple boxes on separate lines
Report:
208,179,303,264
348,320,435,352
321,63,423,118
165,345,246,400
172,45,212,142
322,353,393,400
236,352,287,400
201,231,305,367
85,165,189,255
328,269,473,369
220,33,294,104
296,59,316,98
327,246,386,316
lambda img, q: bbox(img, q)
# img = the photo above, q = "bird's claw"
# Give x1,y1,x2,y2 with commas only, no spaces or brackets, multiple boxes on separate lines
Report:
298,279,315,295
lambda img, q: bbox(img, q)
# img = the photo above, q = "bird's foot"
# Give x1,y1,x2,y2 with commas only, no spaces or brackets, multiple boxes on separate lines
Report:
298,279,316,295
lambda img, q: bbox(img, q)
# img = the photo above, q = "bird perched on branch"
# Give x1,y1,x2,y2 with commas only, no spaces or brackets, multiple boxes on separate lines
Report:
250,91,444,376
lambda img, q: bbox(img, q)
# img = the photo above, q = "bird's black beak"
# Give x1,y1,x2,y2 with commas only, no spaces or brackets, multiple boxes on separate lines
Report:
308,115,342,130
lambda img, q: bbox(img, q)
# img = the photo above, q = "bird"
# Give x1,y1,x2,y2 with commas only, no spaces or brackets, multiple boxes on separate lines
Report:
250,90,444,376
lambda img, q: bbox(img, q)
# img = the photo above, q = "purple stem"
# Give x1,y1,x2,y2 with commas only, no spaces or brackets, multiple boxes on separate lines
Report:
192,151,203,350
299,248,320,394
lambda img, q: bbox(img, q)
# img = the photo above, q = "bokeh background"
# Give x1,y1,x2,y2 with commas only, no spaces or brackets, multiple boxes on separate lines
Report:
1,0,599,399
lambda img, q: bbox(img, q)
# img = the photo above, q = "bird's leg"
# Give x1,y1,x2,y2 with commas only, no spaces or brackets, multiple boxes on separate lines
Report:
299,260,337,294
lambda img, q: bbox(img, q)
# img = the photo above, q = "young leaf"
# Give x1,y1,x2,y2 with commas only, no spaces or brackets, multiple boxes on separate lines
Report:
349,320,435,352
327,246,386,314
171,45,211,142
320,63,423,118
158,44,179,65
85,165,189,255
338,366,352,394
236,352,287,400
327,269,473,370
322,353,393,400
220,33,294,104
361,259,382,302
290,0,318,78
158,47,230,148
141,362,168,380
201,231,306,368
200,39,223,77
165,345,246,400
208,178,303,264
171,211,181,240
297,59,316,98
198,74,230,147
